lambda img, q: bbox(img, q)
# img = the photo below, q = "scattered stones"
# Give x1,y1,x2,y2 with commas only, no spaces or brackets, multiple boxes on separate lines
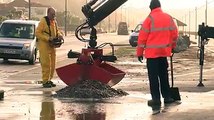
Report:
53,80,128,99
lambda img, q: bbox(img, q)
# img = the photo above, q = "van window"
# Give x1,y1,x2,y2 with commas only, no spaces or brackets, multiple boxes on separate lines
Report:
0,23,35,39
134,24,142,33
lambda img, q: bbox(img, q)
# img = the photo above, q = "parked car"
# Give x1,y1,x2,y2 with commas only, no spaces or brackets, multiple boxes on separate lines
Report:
117,22,129,35
129,21,143,47
129,18,181,47
0,19,39,64
80,27,91,35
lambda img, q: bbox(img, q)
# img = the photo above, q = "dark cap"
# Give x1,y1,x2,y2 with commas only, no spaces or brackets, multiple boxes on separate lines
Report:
149,0,161,10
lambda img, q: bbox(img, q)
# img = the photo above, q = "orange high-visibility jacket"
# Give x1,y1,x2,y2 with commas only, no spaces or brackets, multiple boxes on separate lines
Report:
136,7,178,58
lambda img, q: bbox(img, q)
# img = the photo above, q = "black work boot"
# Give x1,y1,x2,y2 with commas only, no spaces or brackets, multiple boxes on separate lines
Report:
164,97,175,104
42,81,52,88
148,100,161,106
49,81,56,87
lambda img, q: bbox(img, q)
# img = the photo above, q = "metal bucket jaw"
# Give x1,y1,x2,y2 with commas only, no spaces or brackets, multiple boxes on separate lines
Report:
56,48,125,87
56,62,125,87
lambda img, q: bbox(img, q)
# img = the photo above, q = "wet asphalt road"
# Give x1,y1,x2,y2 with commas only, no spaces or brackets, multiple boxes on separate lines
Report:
0,34,214,120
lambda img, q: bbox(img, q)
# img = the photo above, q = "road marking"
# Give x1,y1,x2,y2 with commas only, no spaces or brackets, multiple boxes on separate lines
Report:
0,55,68,79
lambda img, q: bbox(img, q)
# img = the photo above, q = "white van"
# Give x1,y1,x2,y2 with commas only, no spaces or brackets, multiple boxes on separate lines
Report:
0,19,39,64
129,19,180,47
129,21,143,47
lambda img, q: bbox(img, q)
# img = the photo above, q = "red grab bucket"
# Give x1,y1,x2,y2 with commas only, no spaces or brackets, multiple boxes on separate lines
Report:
56,62,125,87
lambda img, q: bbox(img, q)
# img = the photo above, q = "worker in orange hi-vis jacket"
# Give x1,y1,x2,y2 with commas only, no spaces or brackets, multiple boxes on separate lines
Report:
136,0,178,107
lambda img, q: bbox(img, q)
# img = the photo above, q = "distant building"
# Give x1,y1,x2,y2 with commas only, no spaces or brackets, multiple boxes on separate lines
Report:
0,0,14,3
0,0,49,19
0,0,12,3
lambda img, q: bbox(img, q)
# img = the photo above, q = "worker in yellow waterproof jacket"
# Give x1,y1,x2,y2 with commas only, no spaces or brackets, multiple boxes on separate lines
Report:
36,7,63,88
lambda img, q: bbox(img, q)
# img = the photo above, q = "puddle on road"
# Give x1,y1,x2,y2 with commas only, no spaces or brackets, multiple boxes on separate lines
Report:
0,90,154,120
1,88,214,120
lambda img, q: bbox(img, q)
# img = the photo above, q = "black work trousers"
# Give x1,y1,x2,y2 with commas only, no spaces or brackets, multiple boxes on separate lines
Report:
146,57,170,101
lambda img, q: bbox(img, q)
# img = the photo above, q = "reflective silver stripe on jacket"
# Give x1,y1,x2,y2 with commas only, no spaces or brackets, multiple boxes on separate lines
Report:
141,27,150,33
145,43,172,48
141,15,176,33
138,44,146,48
138,39,177,48
138,43,172,48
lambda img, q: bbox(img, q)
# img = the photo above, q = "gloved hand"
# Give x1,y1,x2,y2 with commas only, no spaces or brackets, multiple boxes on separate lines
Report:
49,37,64,48
138,56,143,63
172,48,177,53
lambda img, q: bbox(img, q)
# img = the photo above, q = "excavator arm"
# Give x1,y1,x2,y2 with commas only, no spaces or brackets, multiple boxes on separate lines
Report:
82,0,127,27
75,0,127,48
56,0,127,87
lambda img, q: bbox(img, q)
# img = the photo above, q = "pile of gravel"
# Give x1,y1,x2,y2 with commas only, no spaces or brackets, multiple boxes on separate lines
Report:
53,80,128,99
173,35,190,53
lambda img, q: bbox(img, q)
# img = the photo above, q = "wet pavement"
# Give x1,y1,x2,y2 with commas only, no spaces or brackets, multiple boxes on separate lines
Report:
1,75,214,120
1,35,214,120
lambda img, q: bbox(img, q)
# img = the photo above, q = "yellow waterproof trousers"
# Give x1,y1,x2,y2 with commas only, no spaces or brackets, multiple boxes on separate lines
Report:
38,40,56,83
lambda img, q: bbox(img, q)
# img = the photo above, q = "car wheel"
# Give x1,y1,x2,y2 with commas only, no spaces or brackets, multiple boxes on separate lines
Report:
132,44,137,47
129,40,137,47
29,51,36,65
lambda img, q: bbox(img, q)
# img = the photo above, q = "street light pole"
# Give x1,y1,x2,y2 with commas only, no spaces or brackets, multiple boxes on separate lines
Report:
185,14,186,35
108,16,110,32
28,0,31,20
115,11,117,31
205,0,207,25
121,6,123,22
189,9,190,37
64,0,67,36
195,7,197,40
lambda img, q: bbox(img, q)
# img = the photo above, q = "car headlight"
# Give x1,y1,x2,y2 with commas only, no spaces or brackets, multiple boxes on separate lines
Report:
23,43,31,49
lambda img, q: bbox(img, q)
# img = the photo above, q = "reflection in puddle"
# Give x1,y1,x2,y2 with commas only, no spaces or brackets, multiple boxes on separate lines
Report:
40,101,55,120
74,112,106,120
55,102,107,120
71,112,106,120
40,91,55,120
54,95,151,120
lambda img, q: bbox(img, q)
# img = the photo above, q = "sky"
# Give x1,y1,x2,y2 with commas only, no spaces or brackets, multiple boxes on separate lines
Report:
122,0,214,31
124,0,212,10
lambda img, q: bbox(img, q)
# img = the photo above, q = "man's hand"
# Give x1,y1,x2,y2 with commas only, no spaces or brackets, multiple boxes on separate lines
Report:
138,56,143,63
